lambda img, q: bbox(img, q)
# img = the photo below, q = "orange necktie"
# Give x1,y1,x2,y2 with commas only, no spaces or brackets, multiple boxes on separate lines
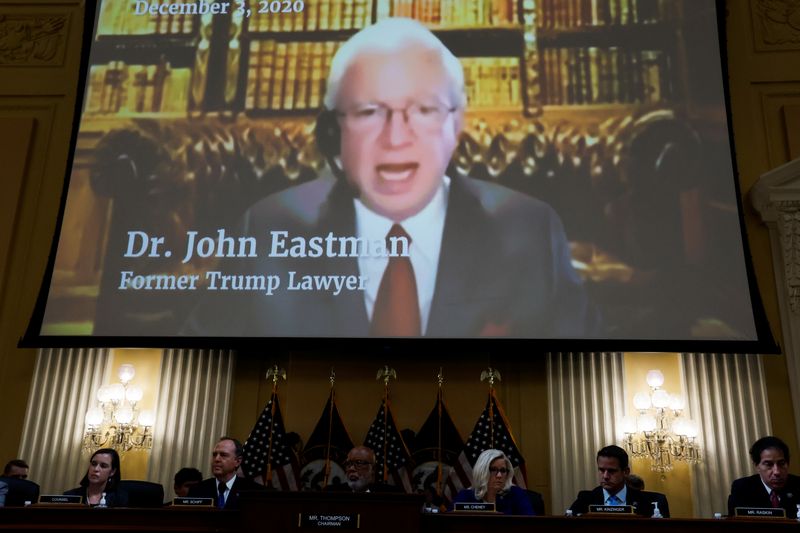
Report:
370,224,421,337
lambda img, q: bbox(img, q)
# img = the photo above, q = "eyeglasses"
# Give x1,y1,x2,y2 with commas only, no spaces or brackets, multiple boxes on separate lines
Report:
336,102,457,134
343,460,374,469
489,467,510,475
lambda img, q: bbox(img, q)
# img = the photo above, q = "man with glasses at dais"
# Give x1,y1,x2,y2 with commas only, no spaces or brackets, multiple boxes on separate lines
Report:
183,17,595,338
326,446,403,493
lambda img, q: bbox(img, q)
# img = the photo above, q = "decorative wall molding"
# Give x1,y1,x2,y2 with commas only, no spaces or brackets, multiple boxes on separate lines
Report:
752,156,800,448
752,0,800,50
0,13,69,66
777,202,800,313
787,105,800,160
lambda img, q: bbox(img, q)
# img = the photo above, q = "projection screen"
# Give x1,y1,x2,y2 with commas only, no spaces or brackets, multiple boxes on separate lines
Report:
24,0,777,351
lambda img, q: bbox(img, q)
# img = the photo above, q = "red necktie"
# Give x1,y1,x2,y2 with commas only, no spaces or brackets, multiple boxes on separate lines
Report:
370,225,420,337
771,490,780,508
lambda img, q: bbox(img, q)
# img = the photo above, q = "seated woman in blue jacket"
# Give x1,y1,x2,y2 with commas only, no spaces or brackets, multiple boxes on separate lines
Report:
451,449,534,515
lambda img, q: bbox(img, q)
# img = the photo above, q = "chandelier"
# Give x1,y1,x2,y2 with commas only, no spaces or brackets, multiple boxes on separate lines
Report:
84,364,155,453
620,369,701,473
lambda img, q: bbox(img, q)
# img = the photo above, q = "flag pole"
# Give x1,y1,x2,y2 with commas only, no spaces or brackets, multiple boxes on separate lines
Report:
264,364,286,486
323,368,336,487
376,365,396,483
436,368,444,495
480,367,501,449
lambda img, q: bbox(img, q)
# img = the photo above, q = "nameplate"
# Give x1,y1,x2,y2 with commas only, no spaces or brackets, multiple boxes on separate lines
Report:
173,497,214,507
38,495,83,505
453,502,497,512
298,513,360,528
588,504,634,514
734,507,787,518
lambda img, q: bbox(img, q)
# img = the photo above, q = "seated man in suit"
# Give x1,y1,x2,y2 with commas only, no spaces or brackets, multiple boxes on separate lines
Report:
569,445,669,517
182,17,597,339
326,446,403,493
728,435,800,517
3,459,29,480
189,437,264,509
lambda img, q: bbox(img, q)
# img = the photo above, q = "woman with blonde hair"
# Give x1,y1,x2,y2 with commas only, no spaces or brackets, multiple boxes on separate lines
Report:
451,449,534,515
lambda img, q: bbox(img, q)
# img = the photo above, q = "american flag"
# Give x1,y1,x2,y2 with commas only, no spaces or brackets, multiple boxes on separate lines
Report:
364,399,414,492
443,389,527,500
300,391,354,490
241,391,300,490
412,388,464,498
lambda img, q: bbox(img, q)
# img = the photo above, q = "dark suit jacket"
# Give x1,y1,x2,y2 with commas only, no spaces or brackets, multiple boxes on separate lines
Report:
183,174,597,338
728,474,800,517
0,477,40,507
64,485,128,507
569,486,670,517
325,481,405,493
188,476,265,510
525,489,546,516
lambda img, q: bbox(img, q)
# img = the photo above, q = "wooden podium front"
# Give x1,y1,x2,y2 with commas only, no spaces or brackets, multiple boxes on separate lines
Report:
238,491,425,532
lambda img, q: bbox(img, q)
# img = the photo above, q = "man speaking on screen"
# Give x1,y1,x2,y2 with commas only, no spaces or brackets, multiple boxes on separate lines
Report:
183,18,597,338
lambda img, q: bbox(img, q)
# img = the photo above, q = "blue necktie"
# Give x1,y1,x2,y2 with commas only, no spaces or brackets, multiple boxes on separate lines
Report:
217,481,227,508
608,494,622,505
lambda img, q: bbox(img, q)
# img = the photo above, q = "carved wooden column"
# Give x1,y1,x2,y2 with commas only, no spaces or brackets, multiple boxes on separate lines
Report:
752,157,800,445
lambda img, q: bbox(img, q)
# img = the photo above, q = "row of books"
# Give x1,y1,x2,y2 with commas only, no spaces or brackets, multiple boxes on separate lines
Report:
247,0,373,32
537,0,676,29
244,40,524,112
82,50,668,114
246,0,521,32
245,40,341,111
375,0,519,26
97,0,195,36
84,61,191,114
462,57,522,109
540,46,669,105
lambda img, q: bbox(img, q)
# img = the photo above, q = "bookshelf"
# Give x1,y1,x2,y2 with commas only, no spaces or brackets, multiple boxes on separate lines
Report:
85,1,204,116
535,0,684,107
238,0,532,115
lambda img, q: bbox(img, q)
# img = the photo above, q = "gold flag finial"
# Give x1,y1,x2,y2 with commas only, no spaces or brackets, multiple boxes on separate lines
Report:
437,367,444,387
376,365,397,385
480,367,501,387
329,367,336,387
266,365,287,385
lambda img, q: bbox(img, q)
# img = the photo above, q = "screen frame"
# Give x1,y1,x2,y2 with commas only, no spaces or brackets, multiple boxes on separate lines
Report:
19,0,780,355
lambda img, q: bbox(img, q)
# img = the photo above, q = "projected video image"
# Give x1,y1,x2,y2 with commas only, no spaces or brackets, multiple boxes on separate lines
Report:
38,0,759,342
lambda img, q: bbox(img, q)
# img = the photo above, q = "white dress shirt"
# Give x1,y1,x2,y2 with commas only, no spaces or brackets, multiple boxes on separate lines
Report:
354,177,449,335
603,485,627,505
